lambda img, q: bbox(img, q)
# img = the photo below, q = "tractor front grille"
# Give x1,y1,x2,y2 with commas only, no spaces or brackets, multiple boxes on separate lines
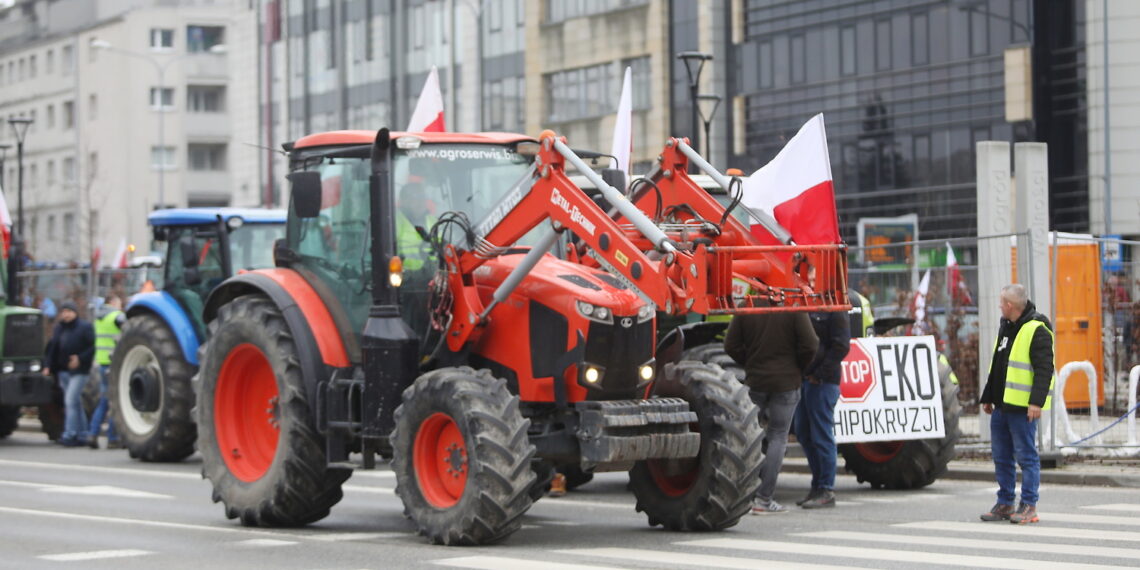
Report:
4,313,44,359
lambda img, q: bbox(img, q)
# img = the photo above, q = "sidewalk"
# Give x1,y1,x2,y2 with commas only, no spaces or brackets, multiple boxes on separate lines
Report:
782,444,1140,488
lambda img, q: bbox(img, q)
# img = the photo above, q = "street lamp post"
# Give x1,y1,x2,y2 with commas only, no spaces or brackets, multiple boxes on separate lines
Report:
8,118,33,238
0,143,10,192
677,51,713,162
90,39,226,210
696,94,722,160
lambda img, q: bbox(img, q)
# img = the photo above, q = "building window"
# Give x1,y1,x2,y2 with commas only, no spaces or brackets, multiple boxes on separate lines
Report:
61,45,74,75
47,215,56,240
28,163,37,189
187,85,225,112
46,49,53,74
151,146,177,170
545,0,648,23
63,101,75,129
969,7,989,56
150,87,175,110
88,94,97,121
759,41,773,87
46,105,55,129
911,13,929,66
790,34,806,84
29,54,36,78
18,58,25,81
544,58,648,123
187,25,224,53
151,28,174,50
89,152,98,179
47,160,55,186
63,213,75,243
188,144,226,171
875,19,891,71
840,26,856,76
62,157,76,182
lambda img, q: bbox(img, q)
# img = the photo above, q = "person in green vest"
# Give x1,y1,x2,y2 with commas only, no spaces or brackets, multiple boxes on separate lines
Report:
978,283,1054,525
87,295,126,449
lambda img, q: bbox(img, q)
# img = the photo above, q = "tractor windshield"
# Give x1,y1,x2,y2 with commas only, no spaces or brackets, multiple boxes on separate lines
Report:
228,223,280,272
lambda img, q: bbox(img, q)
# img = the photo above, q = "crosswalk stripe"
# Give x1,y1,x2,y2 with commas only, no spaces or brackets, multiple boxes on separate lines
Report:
433,555,622,569
896,520,1140,542
1046,512,1140,526
0,458,198,480
234,539,299,547
39,549,151,562
799,530,1140,559
554,547,850,569
678,537,1123,569
1081,504,1140,513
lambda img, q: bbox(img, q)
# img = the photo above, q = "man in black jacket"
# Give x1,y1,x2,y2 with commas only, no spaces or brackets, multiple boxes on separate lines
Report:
793,304,851,509
43,301,96,447
725,303,818,514
979,284,1054,525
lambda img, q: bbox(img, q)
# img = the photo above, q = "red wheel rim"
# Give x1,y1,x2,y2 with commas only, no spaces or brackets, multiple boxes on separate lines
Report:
215,343,279,482
414,412,468,508
854,441,904,463
646,457,699,497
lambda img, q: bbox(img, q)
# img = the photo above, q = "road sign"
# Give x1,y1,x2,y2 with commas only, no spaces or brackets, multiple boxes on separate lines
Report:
840,341,876,402
835,336,945,444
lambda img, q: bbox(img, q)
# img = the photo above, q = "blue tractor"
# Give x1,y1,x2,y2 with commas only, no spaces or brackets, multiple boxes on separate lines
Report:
110,208,285,461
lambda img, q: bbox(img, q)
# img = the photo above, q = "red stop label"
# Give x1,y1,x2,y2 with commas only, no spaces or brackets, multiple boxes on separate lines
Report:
840,340,877,402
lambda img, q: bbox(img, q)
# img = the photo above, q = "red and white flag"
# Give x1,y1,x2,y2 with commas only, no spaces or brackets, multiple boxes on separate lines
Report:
406,66,446,133
946,242,973,306
910,269,931,334
609,66,633,185
112,237,130,269
0,188,11,257
741,114,840,245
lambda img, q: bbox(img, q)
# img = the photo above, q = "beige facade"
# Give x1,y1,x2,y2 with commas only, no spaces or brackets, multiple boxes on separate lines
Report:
0,0,246,266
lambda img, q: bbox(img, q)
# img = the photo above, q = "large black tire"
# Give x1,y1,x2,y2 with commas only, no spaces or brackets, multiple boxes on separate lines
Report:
0,405,19,438
392,367,536,545
628,361,764,531
39,399,64,441
838,357,961,489
109,314,197,461
197,295,348,526
681,344,744,383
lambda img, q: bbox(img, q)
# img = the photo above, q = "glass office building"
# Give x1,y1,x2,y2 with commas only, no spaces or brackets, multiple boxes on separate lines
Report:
728,0,1088,242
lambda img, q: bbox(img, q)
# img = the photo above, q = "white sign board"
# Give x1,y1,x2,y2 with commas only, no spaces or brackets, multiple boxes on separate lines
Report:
835,336,946,444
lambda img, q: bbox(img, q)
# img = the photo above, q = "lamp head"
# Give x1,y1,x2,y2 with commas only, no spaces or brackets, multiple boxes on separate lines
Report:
7,118,33,144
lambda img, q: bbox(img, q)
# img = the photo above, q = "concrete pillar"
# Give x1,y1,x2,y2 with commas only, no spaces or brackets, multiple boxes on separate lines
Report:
977,141,1013,442
1014,143,1052,321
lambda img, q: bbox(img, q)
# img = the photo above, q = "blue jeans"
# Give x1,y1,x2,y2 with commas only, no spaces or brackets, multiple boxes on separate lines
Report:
794,381,840,490
58,371,90,442
87,365,119,442
990,407,1040,506
751,388,800,500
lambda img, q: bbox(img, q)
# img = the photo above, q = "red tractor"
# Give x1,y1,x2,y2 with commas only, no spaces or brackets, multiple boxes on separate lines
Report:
195,129,848,545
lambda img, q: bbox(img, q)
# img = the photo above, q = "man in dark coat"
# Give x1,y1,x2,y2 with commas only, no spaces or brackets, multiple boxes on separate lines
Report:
43,301,95,446
979,283,1054,525
793,306,850,509
725,304,819,514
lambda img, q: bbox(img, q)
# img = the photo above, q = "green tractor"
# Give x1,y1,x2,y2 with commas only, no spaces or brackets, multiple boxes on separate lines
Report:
0,232,53,440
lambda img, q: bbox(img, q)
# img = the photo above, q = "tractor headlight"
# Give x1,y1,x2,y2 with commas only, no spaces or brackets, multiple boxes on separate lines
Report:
636,303,655,323
1,361,13,374
578,363,606,386
575,300,614,324
639,364,655,381
29,361,41,372
388,256,404,288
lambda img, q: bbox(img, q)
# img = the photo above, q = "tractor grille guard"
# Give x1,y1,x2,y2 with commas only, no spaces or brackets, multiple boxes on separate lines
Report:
704,243,849,315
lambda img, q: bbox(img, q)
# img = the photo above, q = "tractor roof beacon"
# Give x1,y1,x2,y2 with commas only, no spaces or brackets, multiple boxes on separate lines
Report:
196,129,849,545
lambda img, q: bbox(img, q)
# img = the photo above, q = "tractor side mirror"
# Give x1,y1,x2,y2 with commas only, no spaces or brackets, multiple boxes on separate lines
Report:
289,171,322,219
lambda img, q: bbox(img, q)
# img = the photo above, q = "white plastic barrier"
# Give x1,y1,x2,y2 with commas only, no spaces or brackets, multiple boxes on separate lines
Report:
1048,361,1098,446
1129,365,1139,446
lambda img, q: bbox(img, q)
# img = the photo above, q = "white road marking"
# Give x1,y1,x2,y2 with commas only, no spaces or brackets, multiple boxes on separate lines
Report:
39,549,151,562
46,485,172,499
538,520,583,526
0,458,199,480
234,539,299,547
0,506,320,540
678,537,1124,569
1081,503,1140,513
307,532,408,542
801,530,1140,559
342,484,395,495
529,498,634,511
555,547,850,569
896,520,1140,542
434,555,623,569
1045,512,1140,526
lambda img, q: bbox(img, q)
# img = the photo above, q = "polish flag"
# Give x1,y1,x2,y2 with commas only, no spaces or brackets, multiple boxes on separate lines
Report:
910,269,931,335
407,66,446,133
112,237,130,269
609,66,633,185
0,189,11,257
741,114,840,245
946,242,973,306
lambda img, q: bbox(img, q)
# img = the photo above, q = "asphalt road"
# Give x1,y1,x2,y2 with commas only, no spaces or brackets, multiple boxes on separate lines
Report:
3,423,1139,569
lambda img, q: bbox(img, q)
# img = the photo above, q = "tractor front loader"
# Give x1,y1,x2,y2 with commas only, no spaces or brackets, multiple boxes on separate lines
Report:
195,128,848,545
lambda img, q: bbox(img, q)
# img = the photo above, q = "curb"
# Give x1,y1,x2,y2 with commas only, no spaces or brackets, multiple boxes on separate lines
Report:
781,456,1140,488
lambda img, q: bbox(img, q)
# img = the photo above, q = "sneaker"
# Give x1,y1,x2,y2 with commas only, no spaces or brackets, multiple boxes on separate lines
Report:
801,489,836,509
547,473,567,498
980,503,1014,522
751,497,788,514
106,440,124,450
1009,503,1039,524
796,488,824,506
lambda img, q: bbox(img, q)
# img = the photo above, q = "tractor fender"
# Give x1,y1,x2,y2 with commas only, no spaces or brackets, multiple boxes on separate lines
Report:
204,269,351,410
125,291,202,365
651,321,730,395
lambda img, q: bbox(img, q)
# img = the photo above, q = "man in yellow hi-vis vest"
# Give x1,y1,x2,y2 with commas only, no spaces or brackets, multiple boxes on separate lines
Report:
88,295,126,449
978,284,1054,525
